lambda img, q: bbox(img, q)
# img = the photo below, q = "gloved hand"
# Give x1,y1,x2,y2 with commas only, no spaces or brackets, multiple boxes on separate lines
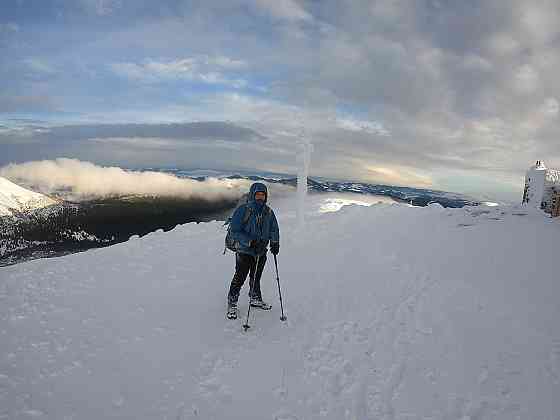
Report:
270,241,280,255
250,239,268,253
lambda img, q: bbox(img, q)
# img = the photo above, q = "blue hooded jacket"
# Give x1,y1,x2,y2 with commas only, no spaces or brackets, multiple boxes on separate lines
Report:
230,182,280,256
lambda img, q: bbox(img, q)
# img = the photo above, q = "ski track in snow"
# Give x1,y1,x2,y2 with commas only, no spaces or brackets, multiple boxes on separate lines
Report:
1,201,560,419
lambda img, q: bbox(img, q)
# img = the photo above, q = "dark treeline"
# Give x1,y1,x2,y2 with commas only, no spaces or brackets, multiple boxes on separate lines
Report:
1,196,238,267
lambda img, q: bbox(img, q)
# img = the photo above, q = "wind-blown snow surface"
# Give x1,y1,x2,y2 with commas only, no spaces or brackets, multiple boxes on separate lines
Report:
1,198,559,420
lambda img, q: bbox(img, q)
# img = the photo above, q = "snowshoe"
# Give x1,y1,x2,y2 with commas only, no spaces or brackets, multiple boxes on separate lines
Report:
227,302,238,319
250,298,272,310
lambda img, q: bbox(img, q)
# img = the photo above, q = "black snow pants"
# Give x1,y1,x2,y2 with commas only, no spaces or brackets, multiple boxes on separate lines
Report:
228,252,267,304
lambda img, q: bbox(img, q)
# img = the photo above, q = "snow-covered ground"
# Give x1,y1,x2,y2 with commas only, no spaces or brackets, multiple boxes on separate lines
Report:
0,177,57,217
1,194,559,420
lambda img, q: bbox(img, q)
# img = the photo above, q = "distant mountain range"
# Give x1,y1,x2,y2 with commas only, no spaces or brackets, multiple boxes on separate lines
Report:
0,171,481,266
0,175,237,266
154,170,481,208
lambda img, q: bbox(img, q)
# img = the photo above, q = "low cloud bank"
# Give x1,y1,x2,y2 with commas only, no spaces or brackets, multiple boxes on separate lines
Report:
0,158,249,202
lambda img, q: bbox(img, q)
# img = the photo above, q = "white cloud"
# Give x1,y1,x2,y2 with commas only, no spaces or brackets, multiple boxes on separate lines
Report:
0,158,248,201
81,0,122,16
6,1,560,200
336,117,391,136
516,97,560,136
518,2,560,47
512,64,540,94
462,54,493,72
198,72,247,89
23,58,57,75
205,56,248,69
252,0,312,22
144,58,196,75
192,93,303,128
486,33,520,56
111,56,248,88
542,97,559,117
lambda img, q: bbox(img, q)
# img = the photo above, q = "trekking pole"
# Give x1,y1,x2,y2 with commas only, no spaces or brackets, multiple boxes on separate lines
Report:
243,254,260,331
274,254,287,321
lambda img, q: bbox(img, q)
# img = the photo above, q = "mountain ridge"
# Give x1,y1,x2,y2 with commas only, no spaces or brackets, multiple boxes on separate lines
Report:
0,176,58,217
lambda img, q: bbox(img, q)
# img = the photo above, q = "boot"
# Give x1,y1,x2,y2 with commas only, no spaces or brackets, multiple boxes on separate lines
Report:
227,301,238,319
250,297,272,310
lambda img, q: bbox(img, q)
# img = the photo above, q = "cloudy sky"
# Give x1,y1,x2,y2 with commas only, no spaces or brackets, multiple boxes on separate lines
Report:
1,0,560,200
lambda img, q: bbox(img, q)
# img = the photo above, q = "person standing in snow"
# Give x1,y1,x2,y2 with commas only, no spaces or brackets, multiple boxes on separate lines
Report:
227,182,280,319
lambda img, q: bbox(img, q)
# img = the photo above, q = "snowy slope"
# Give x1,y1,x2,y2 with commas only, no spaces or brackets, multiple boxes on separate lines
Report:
0,176,57,216
1,197,559,419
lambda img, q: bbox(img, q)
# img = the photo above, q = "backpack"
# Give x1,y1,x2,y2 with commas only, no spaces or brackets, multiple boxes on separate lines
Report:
223,205,253,254
223,204,270,254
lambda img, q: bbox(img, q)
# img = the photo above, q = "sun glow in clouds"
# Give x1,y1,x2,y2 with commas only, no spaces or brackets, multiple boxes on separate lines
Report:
365,165,433,189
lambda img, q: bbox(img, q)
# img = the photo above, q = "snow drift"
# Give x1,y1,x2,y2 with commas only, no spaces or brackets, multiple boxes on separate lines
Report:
1,198,559,419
